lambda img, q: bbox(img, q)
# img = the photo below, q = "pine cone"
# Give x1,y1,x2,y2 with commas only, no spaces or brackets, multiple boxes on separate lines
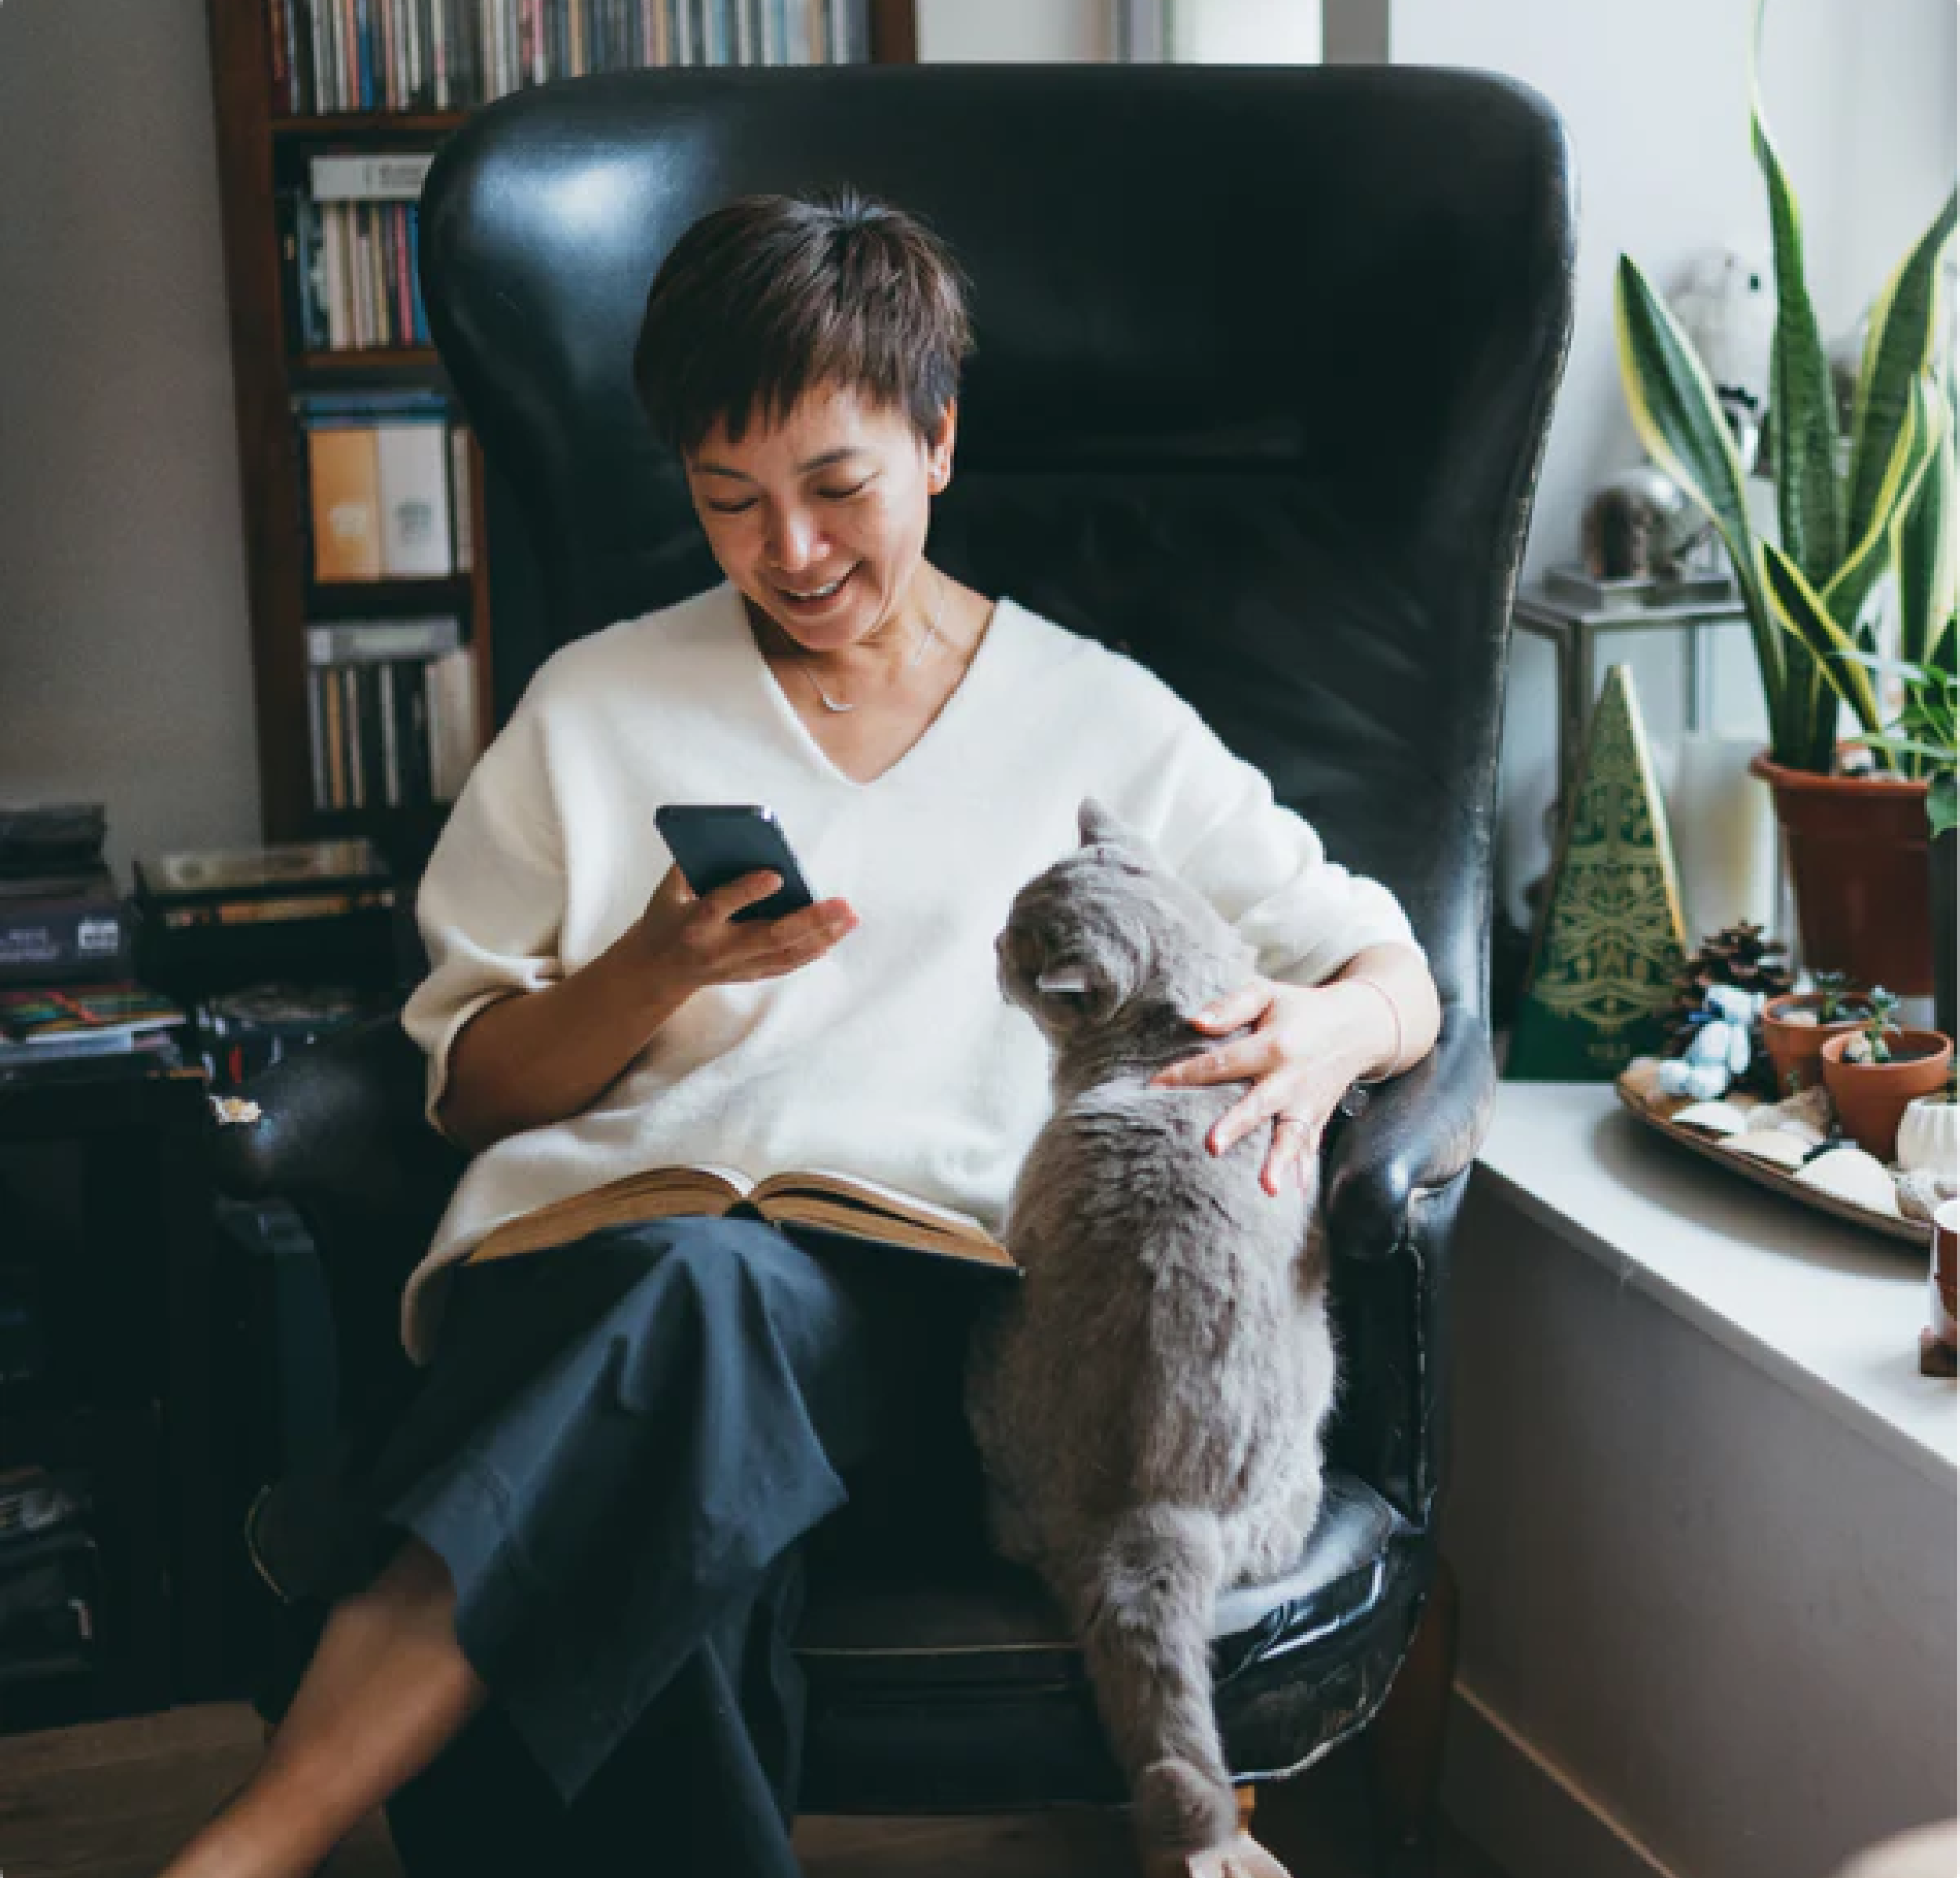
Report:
1668,921,1795,1052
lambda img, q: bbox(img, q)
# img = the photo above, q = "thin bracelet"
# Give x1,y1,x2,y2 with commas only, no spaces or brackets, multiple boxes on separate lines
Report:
1347,975,1403,1085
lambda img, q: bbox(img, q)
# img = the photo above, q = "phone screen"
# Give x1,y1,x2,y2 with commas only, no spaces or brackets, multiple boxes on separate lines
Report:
654,805,817,924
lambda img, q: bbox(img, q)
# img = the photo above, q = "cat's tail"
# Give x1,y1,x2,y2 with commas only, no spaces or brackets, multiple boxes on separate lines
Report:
1073,1504,1237,1854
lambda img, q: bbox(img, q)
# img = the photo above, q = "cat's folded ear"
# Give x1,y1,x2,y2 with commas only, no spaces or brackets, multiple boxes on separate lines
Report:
1077,797,1149,855
1032,953,1138,1023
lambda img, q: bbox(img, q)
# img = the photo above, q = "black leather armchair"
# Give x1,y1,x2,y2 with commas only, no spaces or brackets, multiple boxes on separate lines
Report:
216,62,1573,1875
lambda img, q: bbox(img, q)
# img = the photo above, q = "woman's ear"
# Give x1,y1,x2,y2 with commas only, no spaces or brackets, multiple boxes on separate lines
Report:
927,399,957,492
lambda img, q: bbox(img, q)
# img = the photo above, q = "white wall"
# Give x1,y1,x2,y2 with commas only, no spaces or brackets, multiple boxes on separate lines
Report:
1172,0,1322,64
0,0,262,885
917,0,1114,62
1392,0,1958,929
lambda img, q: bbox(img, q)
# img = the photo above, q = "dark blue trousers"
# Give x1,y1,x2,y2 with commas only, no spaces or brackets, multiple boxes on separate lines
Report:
364,1215,955,1876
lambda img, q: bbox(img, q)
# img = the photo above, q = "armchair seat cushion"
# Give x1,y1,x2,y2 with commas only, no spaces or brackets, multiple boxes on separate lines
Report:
794,1470,1422,1811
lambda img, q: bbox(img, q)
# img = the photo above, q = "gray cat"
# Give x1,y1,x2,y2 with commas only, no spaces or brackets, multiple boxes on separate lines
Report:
966,799,1337,1877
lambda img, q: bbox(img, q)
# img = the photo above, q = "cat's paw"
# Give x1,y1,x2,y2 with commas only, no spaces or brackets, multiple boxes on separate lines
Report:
1141,1830,1294,1878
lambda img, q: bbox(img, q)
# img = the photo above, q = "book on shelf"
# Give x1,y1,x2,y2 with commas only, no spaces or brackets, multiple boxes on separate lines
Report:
307,615,463,664
376,423,452,576
0,804,107,881
136,838,397,926
299,391,460,579
305,630,480,812
0,1030,177,1072
309,152,435,202
0,870,132,988
465,1164,1022,1275
136,838,392,900
267,0,874,116
283,178,432,353
305,425,383,578
0,983,186,1047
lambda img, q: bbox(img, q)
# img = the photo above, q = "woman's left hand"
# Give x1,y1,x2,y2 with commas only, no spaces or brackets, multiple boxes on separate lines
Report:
1148,978,1383,1198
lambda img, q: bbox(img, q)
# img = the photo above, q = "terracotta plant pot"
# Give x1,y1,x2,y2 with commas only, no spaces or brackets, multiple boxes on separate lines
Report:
1820,1029,1955,1162
1933,825,1956,1043
1761,991,1871,1095
1751,752,1933,993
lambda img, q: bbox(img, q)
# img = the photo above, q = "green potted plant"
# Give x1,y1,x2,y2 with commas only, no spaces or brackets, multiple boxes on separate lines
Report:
1613,0,1956,995
1821,987,1954,1161
1848,634,1957,1037
1761,968,1874,1093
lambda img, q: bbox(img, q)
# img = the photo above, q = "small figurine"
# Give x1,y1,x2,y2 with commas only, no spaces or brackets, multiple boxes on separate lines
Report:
1668,245,1776,469
1657,983,1762,1101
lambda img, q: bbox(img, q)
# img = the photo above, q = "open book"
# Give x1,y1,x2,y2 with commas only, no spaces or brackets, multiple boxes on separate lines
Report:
464,1164,1020,1276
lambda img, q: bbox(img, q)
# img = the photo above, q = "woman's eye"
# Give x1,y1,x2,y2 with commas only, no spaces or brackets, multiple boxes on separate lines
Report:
705,481,865,517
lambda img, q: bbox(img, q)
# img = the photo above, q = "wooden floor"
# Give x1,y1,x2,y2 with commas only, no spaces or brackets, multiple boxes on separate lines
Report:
0,1702,1507,1878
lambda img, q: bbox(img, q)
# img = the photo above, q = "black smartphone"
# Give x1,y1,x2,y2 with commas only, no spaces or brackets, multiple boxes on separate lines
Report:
654,804,818,924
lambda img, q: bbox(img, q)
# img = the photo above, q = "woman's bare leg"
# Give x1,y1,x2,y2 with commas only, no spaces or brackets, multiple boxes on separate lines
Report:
162,1535,488,1878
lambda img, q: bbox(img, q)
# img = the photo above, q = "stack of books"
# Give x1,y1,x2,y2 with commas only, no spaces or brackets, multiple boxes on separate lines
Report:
0,805,183,1083
0,803,132,992
133,838,400,1004
307,616,479,813
281,151,434,356
0,984,186,1073
0,1467,100,1695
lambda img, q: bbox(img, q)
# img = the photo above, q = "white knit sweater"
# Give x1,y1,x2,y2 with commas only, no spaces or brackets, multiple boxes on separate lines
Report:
397,583,1419,1360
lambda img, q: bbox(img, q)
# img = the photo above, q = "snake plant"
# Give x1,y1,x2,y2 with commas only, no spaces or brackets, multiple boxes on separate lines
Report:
1613,0,1957,776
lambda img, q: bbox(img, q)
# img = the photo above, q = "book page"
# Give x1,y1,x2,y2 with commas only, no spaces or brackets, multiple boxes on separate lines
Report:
750,1167,996,1240
465,1164,754,1266
761,1191,1017,1270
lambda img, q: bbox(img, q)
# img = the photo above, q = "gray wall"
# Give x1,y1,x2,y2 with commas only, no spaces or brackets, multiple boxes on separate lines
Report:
0,0,262,885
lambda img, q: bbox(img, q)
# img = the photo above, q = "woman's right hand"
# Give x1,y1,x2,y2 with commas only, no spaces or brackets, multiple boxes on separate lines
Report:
633,865,858,996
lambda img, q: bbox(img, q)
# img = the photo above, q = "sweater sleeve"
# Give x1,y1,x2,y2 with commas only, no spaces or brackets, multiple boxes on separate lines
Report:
1152,707,1421,988
398,689,567,1134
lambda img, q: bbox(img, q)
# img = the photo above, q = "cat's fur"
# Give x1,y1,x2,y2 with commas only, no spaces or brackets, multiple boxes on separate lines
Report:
965,800,1339,1859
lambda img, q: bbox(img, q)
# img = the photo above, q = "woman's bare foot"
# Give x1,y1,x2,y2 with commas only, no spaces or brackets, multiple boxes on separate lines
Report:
1142,1829,1294,1878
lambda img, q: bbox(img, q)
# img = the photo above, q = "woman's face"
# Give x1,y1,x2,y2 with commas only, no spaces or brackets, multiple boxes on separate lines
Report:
684,381,953,652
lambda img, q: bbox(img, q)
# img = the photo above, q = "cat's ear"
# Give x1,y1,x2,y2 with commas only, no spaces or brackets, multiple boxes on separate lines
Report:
1032,951,1137,1023
1077,797,1144,854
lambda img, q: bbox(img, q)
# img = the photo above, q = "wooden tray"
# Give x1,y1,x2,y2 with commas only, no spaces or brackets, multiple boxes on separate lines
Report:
1613,1081,1931,1249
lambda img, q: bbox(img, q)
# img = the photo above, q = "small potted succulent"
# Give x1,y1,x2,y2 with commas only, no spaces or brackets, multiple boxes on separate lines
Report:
1820,988,1955,1161
1762,971,1875,1094
1896,1059,1959,1182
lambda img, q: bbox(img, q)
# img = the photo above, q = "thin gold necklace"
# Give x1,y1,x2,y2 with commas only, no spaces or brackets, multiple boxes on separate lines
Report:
799,579,944,714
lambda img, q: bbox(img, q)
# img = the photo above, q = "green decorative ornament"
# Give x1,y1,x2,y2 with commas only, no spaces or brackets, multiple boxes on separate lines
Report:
1508,664,1690,1080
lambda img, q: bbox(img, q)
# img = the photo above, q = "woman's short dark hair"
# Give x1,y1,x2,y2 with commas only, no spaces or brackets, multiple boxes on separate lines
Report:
632,187,975,458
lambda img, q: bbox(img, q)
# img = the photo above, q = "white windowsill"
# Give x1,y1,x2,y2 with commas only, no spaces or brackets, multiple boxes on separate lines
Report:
1474,1082,1957,1489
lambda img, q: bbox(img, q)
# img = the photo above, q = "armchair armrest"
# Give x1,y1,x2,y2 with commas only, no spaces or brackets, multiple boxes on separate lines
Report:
208,1019,466,1451
1323,1002,1495,1262
209,1017,463,1215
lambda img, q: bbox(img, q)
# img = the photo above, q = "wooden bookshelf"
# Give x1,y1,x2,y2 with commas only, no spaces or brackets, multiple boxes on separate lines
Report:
204,0,918,870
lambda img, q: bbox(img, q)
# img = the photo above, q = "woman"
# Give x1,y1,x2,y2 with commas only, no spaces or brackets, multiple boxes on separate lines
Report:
165,187,1439,1878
